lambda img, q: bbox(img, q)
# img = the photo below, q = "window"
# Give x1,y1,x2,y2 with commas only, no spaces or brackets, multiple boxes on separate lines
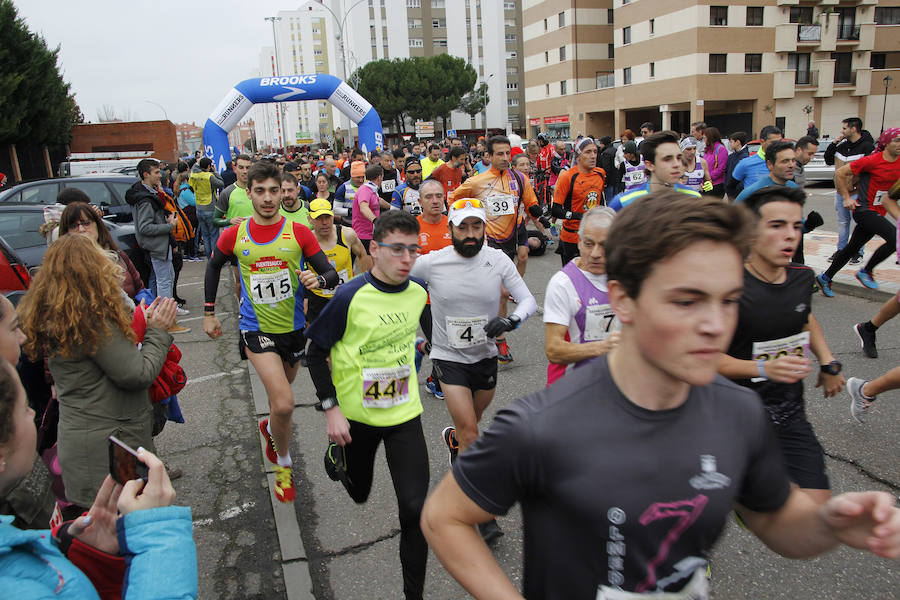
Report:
649,19,654,35
320,112,329,119
710,6,728,26
433,19,440,28
406,0,420,6
560,80,567,95
832,52,852,83
788,52,812,84
875,7,900,25
596,72,614,88
508,98,519,106
559,46,566,61
431,0,445,7
545,83,550,96
709,53,727,73
746,7,763,27
409,38,423,47
649,62,655,78
623,27,631,45
608,9,614,24
434,38,447,47
507,82,518,90
545,51,550,63
871,53,886,69
608,43,615,59
506,51,517,59
314,49,323,55
623,67,632,85
506,33,517,43
505,19,516,27
504,1,515,9
789,7,813,24
507,66,518,75
744,53,762,72
544,18,548,31
409,19,421,28
559,12,565,27
311,28,321,33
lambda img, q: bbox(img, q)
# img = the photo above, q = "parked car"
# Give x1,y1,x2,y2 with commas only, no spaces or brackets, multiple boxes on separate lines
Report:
803,138,836,183
0,204,144,276
0,235,31,304
0,174,138,221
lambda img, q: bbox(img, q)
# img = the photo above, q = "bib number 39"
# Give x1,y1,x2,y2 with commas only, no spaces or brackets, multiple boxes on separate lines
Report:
250,269,292,304
362,365,411,408
486,194,516,217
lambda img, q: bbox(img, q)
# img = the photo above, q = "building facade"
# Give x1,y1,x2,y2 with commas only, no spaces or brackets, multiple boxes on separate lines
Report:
523,0,900,141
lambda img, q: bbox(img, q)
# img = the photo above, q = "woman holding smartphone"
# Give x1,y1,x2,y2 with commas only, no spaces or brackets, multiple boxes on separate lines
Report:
18,234,176,512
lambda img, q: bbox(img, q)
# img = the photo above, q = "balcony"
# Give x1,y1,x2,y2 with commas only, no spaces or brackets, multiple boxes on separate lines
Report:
595,73,615,89
797,25,821,43
775,23,798,52
837,25,861,41
834,70,856,86
795,69,818,86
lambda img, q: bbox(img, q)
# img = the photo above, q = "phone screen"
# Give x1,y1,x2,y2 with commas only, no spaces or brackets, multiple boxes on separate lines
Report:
108,436,149,486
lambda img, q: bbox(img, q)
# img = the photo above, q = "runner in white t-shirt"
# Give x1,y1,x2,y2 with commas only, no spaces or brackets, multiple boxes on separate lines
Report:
543,207,620,386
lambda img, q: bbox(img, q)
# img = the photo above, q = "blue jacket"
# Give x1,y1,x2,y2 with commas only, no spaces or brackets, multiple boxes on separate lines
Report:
735,177,799,203
0,506,197,599
725,146,749,198
731,151,769,192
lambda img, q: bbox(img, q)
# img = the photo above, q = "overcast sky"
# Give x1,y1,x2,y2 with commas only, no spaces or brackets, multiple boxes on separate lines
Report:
15,0,280,125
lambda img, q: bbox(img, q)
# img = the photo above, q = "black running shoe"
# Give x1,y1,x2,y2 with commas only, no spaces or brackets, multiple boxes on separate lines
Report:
324,442,348,482
478,518,504,546
854,323,878,359
442,426,459,466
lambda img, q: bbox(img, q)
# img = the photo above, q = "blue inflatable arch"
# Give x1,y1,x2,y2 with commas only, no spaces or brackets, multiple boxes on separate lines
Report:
202,74,384,171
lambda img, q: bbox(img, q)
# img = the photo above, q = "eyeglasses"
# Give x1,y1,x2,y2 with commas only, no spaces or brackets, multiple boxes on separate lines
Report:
449,198,484,210
374,242,421,257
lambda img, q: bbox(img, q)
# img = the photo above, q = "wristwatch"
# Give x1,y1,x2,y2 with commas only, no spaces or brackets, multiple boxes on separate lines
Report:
317,396,339,411
316,275,327,288
820,360,842,375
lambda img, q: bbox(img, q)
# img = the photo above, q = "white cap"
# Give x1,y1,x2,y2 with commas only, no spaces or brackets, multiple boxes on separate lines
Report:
448,199,487,226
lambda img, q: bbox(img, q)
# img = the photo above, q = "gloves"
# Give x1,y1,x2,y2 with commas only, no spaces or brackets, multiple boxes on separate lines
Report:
804,210,824,233
701,180,713,192
484,315,521,338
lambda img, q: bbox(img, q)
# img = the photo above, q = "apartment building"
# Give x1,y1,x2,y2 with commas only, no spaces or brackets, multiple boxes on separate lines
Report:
255,0,526,146
523,0,900,141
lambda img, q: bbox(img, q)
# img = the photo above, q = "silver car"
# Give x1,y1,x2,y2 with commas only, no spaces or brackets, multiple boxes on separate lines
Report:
802,139,836,183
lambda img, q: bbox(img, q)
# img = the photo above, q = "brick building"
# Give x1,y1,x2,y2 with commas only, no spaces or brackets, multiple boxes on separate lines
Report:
70,120,178,162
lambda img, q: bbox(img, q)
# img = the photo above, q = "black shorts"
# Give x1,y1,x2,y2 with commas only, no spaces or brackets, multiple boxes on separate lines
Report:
433,357,498,392
772,414,829,490
488,237,517,261
239,329,306,366
516,221,528,247
305,292,329,325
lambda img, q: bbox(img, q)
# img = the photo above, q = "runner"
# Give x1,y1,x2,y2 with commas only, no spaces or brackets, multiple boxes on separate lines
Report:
616,140,645,195
550,137,606,265
306,211,429,600
429,146,467,200
413,179,453,401
392,158,423,216
420,143,445,179
450,135,543,364
816,128,900,296
202,161,339,503
732,125,784,190
544,207,619,386
280,172,310,226
473,149,491,175
410,197,537,543
679,137,712,193
214,154,254,298
734,140,800,203
512,154,551,271
351,164,384,254
305,199,370,325
609,131,701,212
719,185,844,504
420,190,900,599
334,161,365,226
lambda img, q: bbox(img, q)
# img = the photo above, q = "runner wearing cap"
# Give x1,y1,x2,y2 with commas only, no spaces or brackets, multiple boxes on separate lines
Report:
679,137,713,193
609,131,701,212
616,140,645,195
410,196,537,543
305,198,371,324
550,137,607,265
392,158,424,215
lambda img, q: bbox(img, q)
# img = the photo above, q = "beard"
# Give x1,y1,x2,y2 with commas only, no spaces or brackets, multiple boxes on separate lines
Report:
452,235,484,258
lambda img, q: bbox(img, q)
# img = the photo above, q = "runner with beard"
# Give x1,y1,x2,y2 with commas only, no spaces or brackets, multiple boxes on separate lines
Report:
392,158,424,216
410,197,537,544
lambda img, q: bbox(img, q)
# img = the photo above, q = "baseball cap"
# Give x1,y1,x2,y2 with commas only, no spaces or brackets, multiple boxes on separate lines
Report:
309,199,334,219
448,198,486,226
680,137,698,150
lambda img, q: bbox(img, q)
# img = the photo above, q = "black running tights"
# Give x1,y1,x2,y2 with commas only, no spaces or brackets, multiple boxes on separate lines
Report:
824,210,896,280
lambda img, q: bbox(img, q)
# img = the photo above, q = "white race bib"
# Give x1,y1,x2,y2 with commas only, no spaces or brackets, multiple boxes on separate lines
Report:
624,170,645,185
362,365,411,408
446,315,488,348
485,194,517,217
382,179,396,193
583,304,617,341
751,331,810,382
873,190,885,207
596,567,709,600
249,269,292,305
319,268,348,298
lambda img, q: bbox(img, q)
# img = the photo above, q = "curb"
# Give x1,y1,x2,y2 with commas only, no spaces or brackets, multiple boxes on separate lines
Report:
829,279,895,303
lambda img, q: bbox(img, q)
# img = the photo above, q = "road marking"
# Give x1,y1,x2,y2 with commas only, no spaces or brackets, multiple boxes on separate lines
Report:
186,368,245,386
178,281,204,287
193,501,256,527
179,312,231,323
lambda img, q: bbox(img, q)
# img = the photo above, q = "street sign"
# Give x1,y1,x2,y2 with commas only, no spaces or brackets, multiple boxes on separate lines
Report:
447,129,456,137
415,121,434,138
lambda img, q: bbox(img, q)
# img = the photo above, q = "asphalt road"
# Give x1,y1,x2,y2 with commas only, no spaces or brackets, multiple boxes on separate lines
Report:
162,186,899,599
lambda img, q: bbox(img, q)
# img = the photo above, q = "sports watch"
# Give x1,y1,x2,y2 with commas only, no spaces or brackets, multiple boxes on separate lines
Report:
820,361,842,375
317,397,339,411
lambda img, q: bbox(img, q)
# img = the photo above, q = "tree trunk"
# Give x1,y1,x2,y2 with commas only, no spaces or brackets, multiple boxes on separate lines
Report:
8,144,22,183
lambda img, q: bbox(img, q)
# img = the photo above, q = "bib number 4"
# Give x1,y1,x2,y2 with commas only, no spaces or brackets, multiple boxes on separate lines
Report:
446,316,488,348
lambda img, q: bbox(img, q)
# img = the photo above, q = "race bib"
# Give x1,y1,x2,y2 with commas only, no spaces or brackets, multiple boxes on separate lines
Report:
751,331,810,382
319,268,348,298
382,179,396,193
873,190,885,207
596,567,709,600
249,268,292,305
583,305,617,341
446,315,488,348
624,170,645,185
362,365,411,408
485,194,517,217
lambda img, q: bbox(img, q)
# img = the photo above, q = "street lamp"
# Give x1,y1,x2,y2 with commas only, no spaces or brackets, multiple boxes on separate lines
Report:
881,75,893,135
483,73,494,138
145,100,168,121
316,0,368,149
265,16,284,151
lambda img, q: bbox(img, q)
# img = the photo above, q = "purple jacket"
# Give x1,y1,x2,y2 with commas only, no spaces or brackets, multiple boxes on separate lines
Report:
706,142,729,186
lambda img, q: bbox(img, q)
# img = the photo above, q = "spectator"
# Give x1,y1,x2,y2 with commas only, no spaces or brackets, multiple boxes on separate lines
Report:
807,120,819,139
691,121,707,156
725,131,750,200
127,160,177,305
703,127,729,198
175,172,199,260
17,235,178,513
221,160,237,188
793,136,820,189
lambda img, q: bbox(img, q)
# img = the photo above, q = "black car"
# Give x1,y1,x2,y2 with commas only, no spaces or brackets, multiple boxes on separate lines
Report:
0,204,144,276
0,174,138,221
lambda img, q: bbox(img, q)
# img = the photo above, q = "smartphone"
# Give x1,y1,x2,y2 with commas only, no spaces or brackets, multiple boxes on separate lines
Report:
108,436,149,486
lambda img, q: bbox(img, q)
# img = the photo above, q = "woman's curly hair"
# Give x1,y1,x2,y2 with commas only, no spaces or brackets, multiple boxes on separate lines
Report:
19,234,136,360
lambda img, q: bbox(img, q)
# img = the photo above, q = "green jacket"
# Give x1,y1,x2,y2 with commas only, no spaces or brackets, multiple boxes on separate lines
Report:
48,324,172,507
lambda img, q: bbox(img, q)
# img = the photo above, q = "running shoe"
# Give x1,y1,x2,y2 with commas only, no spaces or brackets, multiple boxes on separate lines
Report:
815,273,834,298
176,307,190,316
168,324,191,334
414,337,425,373
853,322,878,359
324,442,350,485
849,255,862,265
847,377,873,424
855,269,879,290
496,339,513,364
827,252,836,263
442,426,459,466
273,464,295,502
425,376,444,400
259,419,279,465
478,518,504,545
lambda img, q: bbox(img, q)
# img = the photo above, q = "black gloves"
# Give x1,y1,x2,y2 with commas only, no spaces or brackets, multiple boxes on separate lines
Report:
803,210,824,233
484,315,521,338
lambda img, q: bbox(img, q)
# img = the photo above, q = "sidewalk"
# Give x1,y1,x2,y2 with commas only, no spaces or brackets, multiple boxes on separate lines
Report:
803,229,899,300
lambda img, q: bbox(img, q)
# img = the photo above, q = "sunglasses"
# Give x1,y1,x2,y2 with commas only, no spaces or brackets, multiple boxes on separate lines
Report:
449,198,484,210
